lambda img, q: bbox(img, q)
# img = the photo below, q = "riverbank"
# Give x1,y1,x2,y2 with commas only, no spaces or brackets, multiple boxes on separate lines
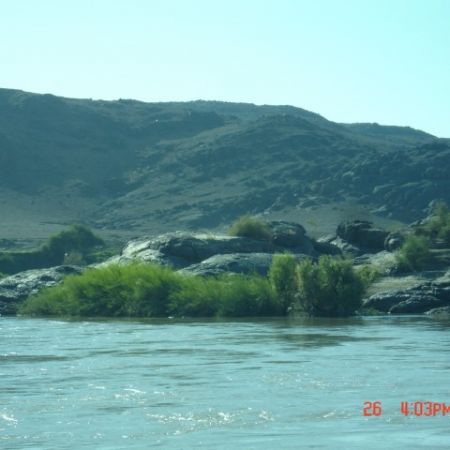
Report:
1,214,450,319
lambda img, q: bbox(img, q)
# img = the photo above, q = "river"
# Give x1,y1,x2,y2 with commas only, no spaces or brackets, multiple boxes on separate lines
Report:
1,316,450,449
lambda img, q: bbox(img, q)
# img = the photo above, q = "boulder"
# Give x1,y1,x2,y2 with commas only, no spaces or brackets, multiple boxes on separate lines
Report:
363,291,415,312
0,265,82,315
312,238,342,256
121,232,274,268
117,226,320,270
336,220,389,252
384,231,405,251
267,221,314,254
179,252,312,277
326,236,362,256
389,295,447,314
363,276,450,314
425,306,450,318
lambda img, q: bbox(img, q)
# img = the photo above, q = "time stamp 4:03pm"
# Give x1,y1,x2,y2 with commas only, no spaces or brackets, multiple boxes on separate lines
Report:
363,401,450,417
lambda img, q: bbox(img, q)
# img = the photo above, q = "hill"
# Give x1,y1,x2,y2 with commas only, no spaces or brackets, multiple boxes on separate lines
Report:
0,88,448,245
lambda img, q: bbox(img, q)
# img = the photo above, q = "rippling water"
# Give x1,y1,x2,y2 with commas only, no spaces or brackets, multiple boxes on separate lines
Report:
1,316,450,449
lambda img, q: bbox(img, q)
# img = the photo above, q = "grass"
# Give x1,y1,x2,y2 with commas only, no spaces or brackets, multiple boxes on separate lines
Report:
228,215,272,242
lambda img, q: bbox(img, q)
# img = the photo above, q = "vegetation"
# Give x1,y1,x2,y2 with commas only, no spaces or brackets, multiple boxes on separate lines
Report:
20,252,374,318
355,265,381,289
297,256,365,317
395,235,432,272
19,263,282,318
0,225,105,275
415,201,450,245
228,216,272,242
269,254,297,310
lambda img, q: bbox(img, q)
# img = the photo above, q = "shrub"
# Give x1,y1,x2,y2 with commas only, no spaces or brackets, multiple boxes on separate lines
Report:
20,263,181,317
0,225,104,274
395,235,432,271
415,202,450,245
19,263,283,318
297,256,364,317
63,251,85,265
228,215,272,242
215,275,281,317
42,224,104,264
355,265,381,289
269,254,298,311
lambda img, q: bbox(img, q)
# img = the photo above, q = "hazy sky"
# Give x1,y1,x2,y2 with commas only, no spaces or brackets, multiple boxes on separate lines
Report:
1,0,449,136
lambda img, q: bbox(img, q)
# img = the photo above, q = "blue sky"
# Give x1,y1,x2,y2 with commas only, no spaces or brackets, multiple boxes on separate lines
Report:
1,0,449,136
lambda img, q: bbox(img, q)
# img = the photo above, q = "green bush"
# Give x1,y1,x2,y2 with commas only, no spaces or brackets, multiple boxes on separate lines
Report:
228,215,272,242
19,263,283,318
395,235,432,271
355,265,381,289
297,256,364,317
20,264,181,317
269,254,298,311
0,225,104,274
415,202,450,245
42,224,104,264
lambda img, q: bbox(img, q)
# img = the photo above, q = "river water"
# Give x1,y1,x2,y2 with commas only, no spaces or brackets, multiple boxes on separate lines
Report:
1,316,450,449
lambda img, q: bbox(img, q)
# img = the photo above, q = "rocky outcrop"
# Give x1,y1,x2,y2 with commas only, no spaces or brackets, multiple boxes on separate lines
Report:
336,220,389,253
384,231,405,251
0,265,82,315
118,232,275,268
179,252,312,277
363,271,450,314
425,306,450,318
267,221,315,254
107,223,325,270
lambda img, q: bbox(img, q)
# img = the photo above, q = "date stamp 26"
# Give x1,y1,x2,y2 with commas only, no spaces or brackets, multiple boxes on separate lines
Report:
363,401,450,417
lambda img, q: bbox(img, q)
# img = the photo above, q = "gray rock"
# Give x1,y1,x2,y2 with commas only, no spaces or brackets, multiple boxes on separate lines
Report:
312,238,342,256
337,220,389,252
434,270,450,288
327,236,362,256
384,231,405,251
389,295,446,314
363,276,450,314
267,221,314,253
179,253,312,277
121,232,274,268
425,306,450,318
363,291,415,312
0,265,82,315
118,227,319,270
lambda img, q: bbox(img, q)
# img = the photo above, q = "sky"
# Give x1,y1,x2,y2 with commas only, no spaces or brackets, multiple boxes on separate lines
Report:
1,0,449,137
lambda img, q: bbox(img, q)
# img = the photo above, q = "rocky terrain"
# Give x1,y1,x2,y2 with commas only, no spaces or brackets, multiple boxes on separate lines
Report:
1,88,449,247
2,218,449,318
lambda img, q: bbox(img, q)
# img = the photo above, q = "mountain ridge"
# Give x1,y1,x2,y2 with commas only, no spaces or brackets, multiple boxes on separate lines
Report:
0,88,448,244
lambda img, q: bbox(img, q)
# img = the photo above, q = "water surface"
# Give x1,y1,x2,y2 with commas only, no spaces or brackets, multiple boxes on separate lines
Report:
1,316,450,449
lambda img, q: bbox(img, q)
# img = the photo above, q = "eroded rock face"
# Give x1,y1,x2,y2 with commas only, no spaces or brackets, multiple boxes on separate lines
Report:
384,231,405,251
120,233,275,268
337,220,389,252
363,276,450,314
116,225,325,271
267,221,314,254
179,252,312,277
0,265,82,315
425,306,450,318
